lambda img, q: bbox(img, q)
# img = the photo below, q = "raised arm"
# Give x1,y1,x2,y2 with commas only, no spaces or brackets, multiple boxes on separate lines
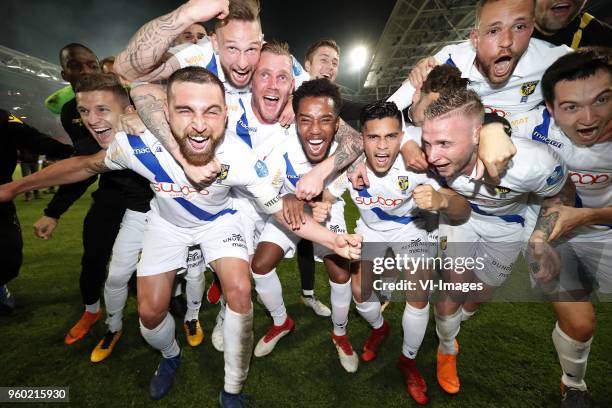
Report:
0,150,110,202
114,0,229,81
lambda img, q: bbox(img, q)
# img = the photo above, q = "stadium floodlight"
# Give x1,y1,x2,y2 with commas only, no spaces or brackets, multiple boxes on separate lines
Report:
350,45,368,71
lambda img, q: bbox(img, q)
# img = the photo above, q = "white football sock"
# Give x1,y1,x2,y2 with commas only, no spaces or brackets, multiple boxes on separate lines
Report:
402,303,430,359
223,305,254,394
184,266,204,322
85,300,100,314
460,306,477,322
252,269,287,326
140,313,180,359
103,273,129,332
355,299,384,330
552,322,591,391
435,306,462,355
330,279,351,336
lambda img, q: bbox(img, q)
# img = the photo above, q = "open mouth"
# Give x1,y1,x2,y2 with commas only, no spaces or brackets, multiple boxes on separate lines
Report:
262,94,280,108
307,138,325,155
92,127,113,144
187,134,210,152
374,153,390,167
319,73,330,79
492,55,513,78
550,2,573,16
435,163,451,174
232,69,250,84
576,126,599,142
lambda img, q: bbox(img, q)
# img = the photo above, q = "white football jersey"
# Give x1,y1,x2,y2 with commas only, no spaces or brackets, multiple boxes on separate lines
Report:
328,155,440,232
226,93,295,160
265,133,338,196
388,38,570,116
104,130,281,228
510,107,612,232
443,137,567,225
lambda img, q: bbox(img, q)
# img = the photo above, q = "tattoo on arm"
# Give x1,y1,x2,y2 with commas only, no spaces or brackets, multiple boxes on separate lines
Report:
533,178,576,240
115,3,189,80
347,153,366,174
333,120,363,172
88,151,111,174
131,86,179,151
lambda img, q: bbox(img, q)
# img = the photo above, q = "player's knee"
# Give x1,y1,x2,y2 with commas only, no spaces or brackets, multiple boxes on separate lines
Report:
223,278,252,313
561,315,595,342
138,301,167,329
329,269,350,285
250,256,273,275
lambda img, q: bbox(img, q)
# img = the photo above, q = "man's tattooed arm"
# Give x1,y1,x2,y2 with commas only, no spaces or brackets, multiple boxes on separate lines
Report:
130,84,179,152
333,120,364,173
532,178,576,241
114,0,229,81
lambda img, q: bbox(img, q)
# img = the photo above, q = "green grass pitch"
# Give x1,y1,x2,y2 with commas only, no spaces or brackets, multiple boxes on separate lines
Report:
1,177,611,407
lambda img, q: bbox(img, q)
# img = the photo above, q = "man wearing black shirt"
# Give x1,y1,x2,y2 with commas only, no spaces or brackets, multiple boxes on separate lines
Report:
533,0,612,48
34,44,153,345
0,110,73,314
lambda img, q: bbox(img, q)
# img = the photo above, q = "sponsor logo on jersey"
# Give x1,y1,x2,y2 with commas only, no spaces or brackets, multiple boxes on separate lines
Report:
153,182,210,197
184,54,205,65
440,236,447,250
133,147,151,155
397,176,410,192
531,130,564,148
546,165,564,186
570,172,610,185
511,116,529,126
254,160,268,177
7,113,23,124
238,117,257,133
484,106,507,117
355,196,403,207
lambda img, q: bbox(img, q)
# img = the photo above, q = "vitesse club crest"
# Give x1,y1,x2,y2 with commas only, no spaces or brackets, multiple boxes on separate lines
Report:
495,186,510,199
217,164,230,182
520,81,538,103
440,236,448,251
397,176,410,193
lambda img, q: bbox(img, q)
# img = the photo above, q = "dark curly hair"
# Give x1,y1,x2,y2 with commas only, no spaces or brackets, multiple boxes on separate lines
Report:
292,78,342,116
360,101,402,128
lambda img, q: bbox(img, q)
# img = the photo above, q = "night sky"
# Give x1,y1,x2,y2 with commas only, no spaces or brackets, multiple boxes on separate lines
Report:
1,0,396,89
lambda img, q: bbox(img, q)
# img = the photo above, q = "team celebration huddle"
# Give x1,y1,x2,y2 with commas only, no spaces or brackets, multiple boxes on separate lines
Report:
0,0,610,406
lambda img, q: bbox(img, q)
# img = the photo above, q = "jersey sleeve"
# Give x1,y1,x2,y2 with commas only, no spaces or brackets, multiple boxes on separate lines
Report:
292,56,311,89
104,134,132,171
327,171,349,198
170,41,213,69
515,142,568,198
387,82,415,112
401,125,422,147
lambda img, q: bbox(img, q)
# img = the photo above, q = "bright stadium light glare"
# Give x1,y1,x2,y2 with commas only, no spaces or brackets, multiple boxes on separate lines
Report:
350,45,368,71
